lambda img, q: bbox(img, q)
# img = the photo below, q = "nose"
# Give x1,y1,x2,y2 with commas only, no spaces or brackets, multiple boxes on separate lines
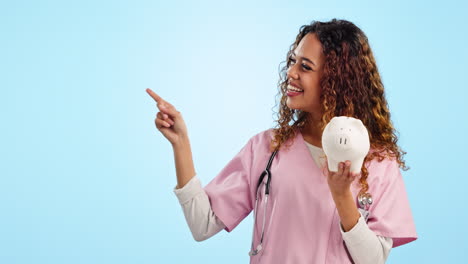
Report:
286,62,299,80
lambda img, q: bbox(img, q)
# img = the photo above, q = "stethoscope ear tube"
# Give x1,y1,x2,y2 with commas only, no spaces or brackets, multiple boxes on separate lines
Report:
264,149,278,195
264,170,272,195
256,149,278,195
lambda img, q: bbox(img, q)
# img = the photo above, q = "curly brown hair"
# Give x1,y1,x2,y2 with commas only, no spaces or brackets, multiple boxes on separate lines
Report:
269,18,409,197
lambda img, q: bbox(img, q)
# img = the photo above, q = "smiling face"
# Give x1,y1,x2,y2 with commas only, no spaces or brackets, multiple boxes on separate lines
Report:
286,33,325,118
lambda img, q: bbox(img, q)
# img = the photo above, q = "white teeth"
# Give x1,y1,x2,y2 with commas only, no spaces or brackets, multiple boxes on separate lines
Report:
288,84,304,92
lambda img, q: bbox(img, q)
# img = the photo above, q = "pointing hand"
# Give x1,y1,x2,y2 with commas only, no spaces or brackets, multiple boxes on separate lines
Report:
146,88,188,146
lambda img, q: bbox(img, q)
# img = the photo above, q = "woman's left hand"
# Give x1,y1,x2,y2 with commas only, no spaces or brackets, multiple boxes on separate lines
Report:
322,159,359,197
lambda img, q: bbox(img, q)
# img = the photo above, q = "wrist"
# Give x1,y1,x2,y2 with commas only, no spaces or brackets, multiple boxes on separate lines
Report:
331,189,353,201
172,134,190,149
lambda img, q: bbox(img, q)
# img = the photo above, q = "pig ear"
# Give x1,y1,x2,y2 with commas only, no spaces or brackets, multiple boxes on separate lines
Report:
354,118,365,127
356,119,370,134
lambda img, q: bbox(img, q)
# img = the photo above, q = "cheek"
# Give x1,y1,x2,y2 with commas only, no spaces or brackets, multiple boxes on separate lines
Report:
304,85,322,107
304,75,320,89
304,80,321,98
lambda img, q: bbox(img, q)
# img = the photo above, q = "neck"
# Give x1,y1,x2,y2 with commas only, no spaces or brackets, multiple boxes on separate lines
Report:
303,112,323,136
300,113,323,148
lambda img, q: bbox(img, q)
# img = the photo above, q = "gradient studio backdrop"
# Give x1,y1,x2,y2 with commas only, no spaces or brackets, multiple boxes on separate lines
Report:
1,0,466,263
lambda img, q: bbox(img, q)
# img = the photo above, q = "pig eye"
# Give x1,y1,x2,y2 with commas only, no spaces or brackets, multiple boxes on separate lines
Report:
349,129,351,131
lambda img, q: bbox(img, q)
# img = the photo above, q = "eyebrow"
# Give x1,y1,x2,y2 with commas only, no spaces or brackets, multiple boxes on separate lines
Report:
292,51,316,66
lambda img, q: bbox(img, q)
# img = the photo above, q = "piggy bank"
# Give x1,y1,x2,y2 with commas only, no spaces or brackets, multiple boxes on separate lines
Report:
321,116,370,173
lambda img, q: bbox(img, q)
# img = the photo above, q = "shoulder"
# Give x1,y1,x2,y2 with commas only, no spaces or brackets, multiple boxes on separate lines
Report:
367,147,399,171
247,128,275,150
235,128,275,157
366,154,402,190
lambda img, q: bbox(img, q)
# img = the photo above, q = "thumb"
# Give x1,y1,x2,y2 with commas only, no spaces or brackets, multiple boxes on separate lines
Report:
322,158,329,176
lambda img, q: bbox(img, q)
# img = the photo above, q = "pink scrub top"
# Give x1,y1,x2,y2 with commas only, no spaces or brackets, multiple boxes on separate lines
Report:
204,128,418,263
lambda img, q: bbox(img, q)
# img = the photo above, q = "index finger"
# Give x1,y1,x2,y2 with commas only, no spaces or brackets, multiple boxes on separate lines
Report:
146,88,163,104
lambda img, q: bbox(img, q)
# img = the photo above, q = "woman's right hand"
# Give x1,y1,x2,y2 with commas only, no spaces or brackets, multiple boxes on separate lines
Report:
146,88,188,146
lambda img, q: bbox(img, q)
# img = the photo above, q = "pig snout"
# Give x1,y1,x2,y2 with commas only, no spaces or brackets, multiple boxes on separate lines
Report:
334,133,352,150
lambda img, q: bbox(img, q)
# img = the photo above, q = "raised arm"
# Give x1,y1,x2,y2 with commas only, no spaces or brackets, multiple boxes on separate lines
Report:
146,88,195,189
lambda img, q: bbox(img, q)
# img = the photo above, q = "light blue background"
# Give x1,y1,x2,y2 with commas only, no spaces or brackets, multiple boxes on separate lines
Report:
1,0,466,263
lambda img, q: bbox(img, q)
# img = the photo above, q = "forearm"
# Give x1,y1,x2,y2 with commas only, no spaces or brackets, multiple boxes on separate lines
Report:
173,176,226,241
172,135,196,189
339,212,393,264
334,191,393,263
332,190,360,232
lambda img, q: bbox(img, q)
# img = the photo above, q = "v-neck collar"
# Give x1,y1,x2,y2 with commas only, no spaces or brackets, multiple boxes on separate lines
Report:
293,127,326,175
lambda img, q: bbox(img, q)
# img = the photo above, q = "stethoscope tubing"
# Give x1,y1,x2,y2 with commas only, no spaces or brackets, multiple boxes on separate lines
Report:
249,149,277,256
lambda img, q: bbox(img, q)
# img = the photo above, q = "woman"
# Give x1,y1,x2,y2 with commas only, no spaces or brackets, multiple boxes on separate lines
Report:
147,18,417,263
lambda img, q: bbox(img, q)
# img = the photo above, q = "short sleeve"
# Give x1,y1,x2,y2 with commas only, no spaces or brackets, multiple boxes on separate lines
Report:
203,138,254,232
367,157,418,247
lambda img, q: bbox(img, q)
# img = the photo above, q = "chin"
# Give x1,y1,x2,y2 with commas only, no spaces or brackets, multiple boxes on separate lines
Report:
286,101,298,110
287,103,302,111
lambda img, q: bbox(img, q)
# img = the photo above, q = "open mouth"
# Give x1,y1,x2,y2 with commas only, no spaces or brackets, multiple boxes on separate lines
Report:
287,84,304,93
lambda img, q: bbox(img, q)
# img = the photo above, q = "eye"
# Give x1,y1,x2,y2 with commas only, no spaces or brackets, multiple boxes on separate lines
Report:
288,56,313,71
288,57,296,65
302,64,312,71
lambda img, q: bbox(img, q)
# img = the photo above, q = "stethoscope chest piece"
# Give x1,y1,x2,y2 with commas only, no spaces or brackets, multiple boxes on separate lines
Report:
357,192,373,222
358,192,373,209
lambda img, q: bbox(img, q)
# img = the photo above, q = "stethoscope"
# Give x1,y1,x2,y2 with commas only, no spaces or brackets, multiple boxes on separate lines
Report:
248,149,373,257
